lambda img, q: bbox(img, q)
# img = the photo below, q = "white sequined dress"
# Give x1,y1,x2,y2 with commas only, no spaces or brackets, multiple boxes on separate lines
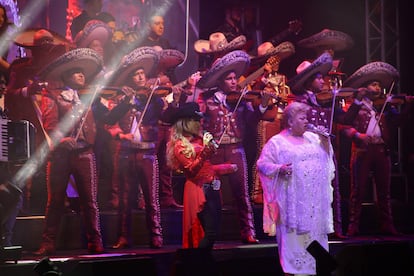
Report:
257,131,335,275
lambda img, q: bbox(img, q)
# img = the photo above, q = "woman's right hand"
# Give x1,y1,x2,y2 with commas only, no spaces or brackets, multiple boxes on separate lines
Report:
280,163,293,176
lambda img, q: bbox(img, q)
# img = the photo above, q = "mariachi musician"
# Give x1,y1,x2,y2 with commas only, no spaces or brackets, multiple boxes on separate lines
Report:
287,52,363,239
342,61,413,236
35,48,132,255
197,50,272,244
5,28,73,214
240,41,295,204
108,46,164,249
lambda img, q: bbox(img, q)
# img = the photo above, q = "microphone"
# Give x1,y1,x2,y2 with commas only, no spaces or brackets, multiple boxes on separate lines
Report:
203,131,219,149
306,124,335,138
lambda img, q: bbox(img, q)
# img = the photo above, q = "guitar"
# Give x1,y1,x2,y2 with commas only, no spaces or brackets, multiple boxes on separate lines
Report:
269,19,303,46
164,72,202,103
238,56,280,89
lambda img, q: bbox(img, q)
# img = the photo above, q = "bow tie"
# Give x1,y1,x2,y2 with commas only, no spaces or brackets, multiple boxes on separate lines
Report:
61,89,81,104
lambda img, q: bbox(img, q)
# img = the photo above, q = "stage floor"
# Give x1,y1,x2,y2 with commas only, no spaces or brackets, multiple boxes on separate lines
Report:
2,234,414,276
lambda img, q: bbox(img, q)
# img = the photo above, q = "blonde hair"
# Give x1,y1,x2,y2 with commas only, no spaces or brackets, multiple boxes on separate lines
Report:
166,118,197,171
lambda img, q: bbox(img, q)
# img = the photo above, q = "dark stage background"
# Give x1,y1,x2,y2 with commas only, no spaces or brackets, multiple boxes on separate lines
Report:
10,0,412,93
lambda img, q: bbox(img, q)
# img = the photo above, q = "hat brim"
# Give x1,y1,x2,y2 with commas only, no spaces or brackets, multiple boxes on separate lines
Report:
250,41,296,66
40,48,103,82
197,50,250,89
110,47,159,87
158,49,184,71
13,28,74,48
194,35,246,55
164,102,203,125
287,52,333,94
74,21,112,48
343,62,399,89
298,29,354,52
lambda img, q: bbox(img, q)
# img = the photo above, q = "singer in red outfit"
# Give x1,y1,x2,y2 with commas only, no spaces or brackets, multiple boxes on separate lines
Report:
165,102,237,249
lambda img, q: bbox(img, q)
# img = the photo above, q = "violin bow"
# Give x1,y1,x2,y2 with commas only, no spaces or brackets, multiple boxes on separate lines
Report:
373,81,395,132
131,78,160,139
217,86,249,145
328,74,343,134
74,85,101,141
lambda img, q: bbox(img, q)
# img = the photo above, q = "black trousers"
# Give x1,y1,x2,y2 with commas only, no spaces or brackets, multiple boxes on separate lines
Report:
197,184,222,249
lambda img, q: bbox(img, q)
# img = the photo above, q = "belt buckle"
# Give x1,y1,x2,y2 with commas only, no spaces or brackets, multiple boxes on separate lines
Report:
211,179,221,190
221,135,230,144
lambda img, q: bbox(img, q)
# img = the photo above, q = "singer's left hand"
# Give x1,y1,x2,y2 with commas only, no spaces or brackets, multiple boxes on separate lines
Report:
316,125,328,133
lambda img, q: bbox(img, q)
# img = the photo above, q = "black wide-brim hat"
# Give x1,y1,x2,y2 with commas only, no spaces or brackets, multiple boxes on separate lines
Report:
197,50,250,89
39,48,104,82
343,61,399,89
110,46,159,87
164,102,203,125
286,52,333,94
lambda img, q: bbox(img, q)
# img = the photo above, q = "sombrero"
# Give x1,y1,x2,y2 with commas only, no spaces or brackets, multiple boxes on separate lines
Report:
194,32,246,55
39,48,104,82
74,20,113,48
197,50,250,89
343,61,399,89
250,41,295,66
286,52,333,94
110,46,159,87
13,28,73,48
297,28,354,52
152,46,184,72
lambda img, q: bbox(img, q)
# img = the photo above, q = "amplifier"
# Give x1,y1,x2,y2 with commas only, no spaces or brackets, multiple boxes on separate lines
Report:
0,119,35,162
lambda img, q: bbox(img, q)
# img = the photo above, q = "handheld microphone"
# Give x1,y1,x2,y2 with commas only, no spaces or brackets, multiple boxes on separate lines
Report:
203,131,219,149
306,124,335,138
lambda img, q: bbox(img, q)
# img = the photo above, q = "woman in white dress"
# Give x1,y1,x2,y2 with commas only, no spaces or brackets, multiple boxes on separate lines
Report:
256,101,335,275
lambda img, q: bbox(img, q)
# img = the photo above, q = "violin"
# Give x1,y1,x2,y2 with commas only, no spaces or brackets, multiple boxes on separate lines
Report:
372,93,414,106
226,90,289,109
78,86,124,99
315,88,356,105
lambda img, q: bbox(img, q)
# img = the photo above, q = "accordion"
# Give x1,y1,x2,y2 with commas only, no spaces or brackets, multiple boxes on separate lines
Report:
0,119,35,162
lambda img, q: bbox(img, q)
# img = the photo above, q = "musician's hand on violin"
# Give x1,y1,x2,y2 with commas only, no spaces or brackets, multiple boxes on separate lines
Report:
260,91,272,108
59,137,77,151
121,86,135,101
172,86,183,103
27,80,46,95
158,75,172,86
355,88,368,101
187,71,201,87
